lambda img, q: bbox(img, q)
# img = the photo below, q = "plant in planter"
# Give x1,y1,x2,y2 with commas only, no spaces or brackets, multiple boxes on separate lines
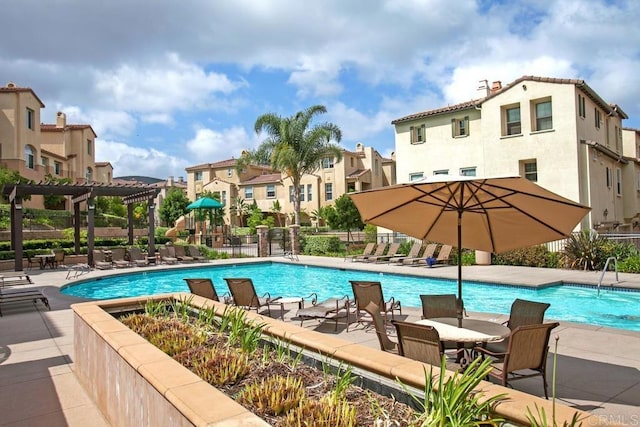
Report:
118,297,505,426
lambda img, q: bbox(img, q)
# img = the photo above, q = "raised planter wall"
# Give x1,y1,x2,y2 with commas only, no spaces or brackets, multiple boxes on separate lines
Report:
73,294,596,427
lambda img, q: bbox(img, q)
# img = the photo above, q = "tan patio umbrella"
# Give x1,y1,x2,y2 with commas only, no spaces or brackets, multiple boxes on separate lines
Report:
349,175,591,326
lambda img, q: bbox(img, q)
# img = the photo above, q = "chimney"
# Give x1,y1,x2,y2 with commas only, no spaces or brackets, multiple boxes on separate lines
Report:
178,176,184,183
6,82,16,88
56,112,66,128
167,176,174,186
490,81,502,94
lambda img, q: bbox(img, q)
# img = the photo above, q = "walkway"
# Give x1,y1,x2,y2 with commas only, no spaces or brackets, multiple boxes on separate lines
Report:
0,258,638,426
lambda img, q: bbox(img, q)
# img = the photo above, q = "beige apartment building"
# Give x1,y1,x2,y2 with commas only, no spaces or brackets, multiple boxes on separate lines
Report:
185,143,395,226
0,82,101,210
393,76,635,231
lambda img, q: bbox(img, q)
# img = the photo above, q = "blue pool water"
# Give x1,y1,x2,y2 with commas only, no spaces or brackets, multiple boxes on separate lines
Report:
61,262,640,332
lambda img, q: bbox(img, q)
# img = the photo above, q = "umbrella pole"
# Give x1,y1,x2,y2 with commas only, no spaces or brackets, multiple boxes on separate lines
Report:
457,210,463,328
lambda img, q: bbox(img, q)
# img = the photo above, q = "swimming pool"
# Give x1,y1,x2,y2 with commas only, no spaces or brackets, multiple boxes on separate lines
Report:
61,262,640,332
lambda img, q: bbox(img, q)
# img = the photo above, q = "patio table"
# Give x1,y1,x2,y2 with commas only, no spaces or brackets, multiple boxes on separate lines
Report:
415,317,510,343
34,254,55,270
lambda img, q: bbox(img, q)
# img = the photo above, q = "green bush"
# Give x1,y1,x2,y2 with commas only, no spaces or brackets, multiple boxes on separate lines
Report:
302,235,342,255
492,245,553,268
618,255,640,273
363,224,377,243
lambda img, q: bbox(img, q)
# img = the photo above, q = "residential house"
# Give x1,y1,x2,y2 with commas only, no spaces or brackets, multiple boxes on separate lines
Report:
393,76,630,231
113,175,187,225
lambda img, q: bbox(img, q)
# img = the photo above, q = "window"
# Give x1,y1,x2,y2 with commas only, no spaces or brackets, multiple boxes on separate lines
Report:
615,126,622,153
194,171,203,181
350,157,354,167
86,167,93,183
505,106,521,135
578,94,586,118
595,108,601,129
41,156,49,167
307,184,312,201
221,190,227,205
289,186,294,202
87,139,92,155
54,161,61,175
410,124,426,144
460,167,476,177
322,157,334,169
451,116,469,137
299,185,305,202
325,183,333,201
244,186,253,199
523,160,537,182
266,184,276,198
616,168,622,196
636,173,640,193
227,167,232,177
26,108,34,130
433,169,449,175
534,100,552,131
606,167,612,188
409,172,424,182
374,159,379,175
24,145,34,169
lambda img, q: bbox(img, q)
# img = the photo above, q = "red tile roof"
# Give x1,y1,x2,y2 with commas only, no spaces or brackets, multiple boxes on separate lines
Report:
0,84,45,107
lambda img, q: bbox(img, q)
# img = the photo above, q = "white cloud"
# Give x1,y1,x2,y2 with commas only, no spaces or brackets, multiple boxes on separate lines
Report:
96,140,190,179
186,126,258,161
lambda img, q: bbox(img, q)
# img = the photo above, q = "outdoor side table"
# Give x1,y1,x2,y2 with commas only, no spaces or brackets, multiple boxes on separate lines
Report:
274,297,305,320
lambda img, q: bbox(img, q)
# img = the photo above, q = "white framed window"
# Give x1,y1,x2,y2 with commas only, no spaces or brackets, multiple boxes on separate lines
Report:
595,108,601,129
433,169,449,175
409,172,424,182
266,184,276,198
325,183,333,201
41,156,48,167
534,99,552,131
451,116,469,137
244,186,253,199
307,184,312,202
24,145,34,169
221,190,227,205
578,94,586,118
503,105,521,136
26,108,34,130
227,167,232,177
194,171,203,181
299,185,305,202
54,161,61,175
523,160,537,182
410,124,426,144
322,157,334,169
460,167,476,177
615,126,622,153
616,168,622,196
606,167,612,189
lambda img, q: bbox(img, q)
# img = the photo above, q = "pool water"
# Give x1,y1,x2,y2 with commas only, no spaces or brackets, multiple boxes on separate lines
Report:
61,262,640,332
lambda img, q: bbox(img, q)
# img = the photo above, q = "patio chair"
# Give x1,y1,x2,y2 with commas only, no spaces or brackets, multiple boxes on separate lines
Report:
403,243,437,266
0,287,50,317
356,243,387,262
184,278,230,303
92,250,113,270
158,246,178,264
474,322,559,399
362,302,397,353
392,320,464,371
224,277,281,317
389,241,422,264
25,253,38,271
349,280,401,328
188,245,207,261
110,247,130,268
128,247,149,267
173,245,194,262
485,298,551,353
432,244,453,266
297,294,351,331
344,242,375,262
366,242,401,263
51,249,66,269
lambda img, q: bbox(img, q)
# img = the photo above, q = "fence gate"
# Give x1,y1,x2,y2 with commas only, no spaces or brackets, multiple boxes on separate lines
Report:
268,228,289,256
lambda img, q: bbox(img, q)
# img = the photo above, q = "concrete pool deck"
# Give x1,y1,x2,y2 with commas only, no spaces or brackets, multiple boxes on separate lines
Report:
1,257,639,426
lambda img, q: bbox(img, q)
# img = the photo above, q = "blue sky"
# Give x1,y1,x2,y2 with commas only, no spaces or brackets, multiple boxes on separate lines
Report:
1,0,639,179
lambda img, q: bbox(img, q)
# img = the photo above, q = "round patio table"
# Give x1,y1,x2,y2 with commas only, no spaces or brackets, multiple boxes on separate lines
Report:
415,317,510,343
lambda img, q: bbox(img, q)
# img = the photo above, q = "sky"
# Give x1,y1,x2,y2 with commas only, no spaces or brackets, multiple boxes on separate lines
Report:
2,0,639,180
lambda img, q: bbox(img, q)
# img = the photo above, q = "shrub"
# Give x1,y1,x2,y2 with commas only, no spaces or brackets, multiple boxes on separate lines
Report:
493,245,552,268
618,255,640,273
562,230,608,270
302,235,342,255
364,224,377,243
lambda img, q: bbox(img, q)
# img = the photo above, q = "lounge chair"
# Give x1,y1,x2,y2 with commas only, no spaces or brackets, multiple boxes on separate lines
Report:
344,242,375,262
128,247,149,267
224,277,281,317
110,247,130,268
297,294,351,331
173,245,194,262
158,246,178,264
432,244,453,266
92,250,113,270
392,320,464,371
188,245,207,261
404,243,437,266
356,243,387,262
0,287,50,316
485,298,551,353
0,272,33,287
474,322,559,398
362,302,397,353
389,241,422,264
184,278,230,303
366,242,401,263
349,280,401,328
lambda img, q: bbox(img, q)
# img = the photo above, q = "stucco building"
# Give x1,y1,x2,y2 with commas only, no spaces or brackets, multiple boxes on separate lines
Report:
393,76,635,231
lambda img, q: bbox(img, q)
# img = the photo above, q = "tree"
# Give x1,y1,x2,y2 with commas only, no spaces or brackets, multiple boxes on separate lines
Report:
325,194,364,245
270,200,283,227
310,206,329,231
245,105,342,225
229,196,249,227
158,188,190,227
43,174,72,209
0,165,31,203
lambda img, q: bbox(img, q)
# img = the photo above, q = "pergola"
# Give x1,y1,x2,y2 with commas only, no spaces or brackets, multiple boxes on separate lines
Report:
2,182,161,271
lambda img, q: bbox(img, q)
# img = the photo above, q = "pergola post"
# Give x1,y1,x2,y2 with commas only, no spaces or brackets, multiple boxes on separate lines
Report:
74,202,81,255
87,198,95,267
11,197,24,271
148,200,156,256
127,204,134,246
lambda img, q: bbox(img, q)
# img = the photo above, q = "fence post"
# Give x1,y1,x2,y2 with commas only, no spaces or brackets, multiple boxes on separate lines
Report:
256,225,269,257
289,225,300,256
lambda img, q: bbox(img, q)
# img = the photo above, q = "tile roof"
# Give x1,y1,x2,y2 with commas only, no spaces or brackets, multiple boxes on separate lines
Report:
346,169,369,179
41,123,98,137
240,173,282,185
391,100,480,124
0,84,45,107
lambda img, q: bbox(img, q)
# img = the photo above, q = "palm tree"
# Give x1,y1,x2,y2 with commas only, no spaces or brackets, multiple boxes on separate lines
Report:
229,196,249,227
247,105,342,225
270,200,283,227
